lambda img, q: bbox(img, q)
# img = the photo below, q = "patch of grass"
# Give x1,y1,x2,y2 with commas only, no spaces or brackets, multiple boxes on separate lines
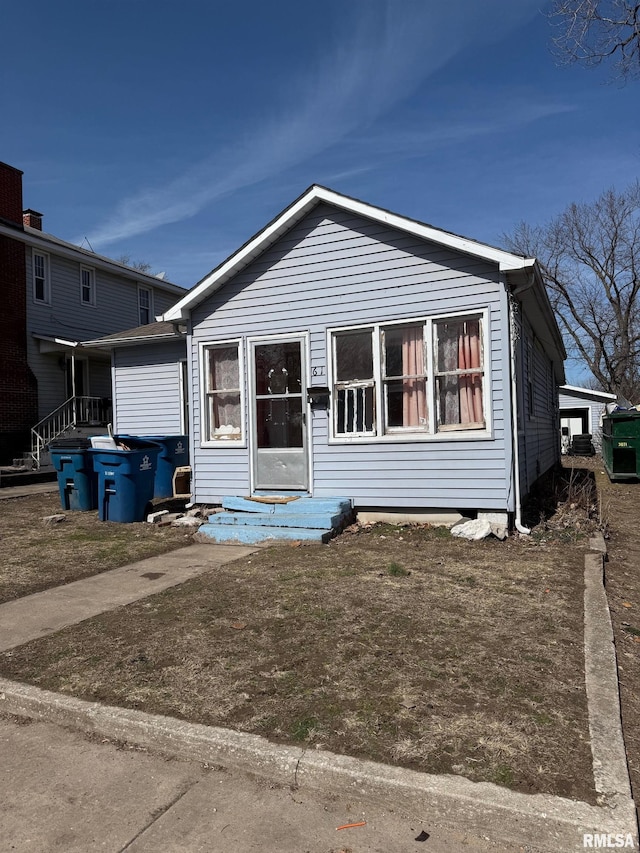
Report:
387,561,410,577
291,716,319,742
492,765,515,787
622,624,640,638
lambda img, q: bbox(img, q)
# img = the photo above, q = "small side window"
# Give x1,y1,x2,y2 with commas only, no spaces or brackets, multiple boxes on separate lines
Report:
80,266,95,306
138,286,152,325
33,251,50,303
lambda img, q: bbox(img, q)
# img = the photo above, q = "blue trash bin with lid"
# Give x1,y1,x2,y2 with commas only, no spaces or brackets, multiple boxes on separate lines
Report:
89,438,160,522
49,437,97,512
128,435,189,499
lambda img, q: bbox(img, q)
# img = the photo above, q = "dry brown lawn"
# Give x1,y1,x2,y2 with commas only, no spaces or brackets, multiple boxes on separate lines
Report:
0,480,597,803
0,492,194,603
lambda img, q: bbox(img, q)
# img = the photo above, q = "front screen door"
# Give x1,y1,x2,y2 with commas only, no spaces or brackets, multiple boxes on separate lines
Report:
251,338,308,490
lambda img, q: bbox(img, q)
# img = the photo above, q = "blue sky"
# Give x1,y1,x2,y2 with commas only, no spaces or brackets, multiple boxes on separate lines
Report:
2,1,638,380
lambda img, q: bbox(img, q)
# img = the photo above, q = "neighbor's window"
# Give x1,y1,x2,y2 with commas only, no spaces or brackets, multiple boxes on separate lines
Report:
33,250,50,303
331,313,486,440
80,266,95,306
334,329,375,436
434,317,484,429
138,286,152,324
204,343,243,442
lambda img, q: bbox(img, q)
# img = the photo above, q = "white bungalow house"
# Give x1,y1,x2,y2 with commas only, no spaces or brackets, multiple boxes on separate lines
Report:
95,186,566,532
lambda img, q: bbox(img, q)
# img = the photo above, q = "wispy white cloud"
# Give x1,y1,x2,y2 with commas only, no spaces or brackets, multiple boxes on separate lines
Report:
83,0,546,246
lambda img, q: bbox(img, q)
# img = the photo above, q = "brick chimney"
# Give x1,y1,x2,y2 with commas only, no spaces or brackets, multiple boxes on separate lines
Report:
0,162,39,464
22,209,43,230
0,161,24,226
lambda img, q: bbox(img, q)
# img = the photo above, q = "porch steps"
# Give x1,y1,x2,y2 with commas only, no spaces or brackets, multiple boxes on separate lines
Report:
197,496,353,544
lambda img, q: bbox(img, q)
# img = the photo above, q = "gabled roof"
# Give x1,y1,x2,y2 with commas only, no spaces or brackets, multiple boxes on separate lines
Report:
82,320,186,349
560,384,617,401
163,185,536,322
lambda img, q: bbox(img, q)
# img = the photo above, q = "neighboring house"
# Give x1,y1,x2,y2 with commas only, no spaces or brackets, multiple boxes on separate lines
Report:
0,162,185,465
98,186,566,529
559,385,616,453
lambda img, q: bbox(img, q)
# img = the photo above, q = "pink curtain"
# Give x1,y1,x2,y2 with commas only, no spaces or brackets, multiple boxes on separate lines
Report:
402,327,427,427
458,321,483,424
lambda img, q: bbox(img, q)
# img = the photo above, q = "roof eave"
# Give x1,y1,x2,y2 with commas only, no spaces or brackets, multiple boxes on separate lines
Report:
163,185,536,321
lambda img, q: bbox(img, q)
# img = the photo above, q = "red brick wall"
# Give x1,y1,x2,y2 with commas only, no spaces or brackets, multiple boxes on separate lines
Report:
0,161,24,225
0,164,38,464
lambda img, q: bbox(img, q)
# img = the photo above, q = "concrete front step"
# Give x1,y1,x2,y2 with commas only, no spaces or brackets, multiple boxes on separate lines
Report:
208,511,345,530
197,523,333,545
222,496,352,515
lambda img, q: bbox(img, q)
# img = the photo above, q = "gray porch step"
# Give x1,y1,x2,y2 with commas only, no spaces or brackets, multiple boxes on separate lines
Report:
197,523,333,545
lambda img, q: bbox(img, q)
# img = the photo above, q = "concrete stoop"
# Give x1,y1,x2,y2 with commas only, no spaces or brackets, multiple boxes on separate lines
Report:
197,496,354,544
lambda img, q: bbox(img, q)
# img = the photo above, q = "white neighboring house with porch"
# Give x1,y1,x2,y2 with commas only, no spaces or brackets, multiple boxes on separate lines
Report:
0,162,185,467
559,385,617,453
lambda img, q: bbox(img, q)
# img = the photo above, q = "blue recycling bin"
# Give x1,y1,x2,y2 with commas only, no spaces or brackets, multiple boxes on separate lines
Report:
50,447,97,512
89,442,159,522
129,435,189,499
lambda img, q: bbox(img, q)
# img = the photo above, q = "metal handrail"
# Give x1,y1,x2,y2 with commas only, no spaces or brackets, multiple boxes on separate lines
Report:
30,395,106,468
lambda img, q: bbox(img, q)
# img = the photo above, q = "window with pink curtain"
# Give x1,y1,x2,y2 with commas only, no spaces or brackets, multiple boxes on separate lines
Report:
383,324,427,430
435,318,484,429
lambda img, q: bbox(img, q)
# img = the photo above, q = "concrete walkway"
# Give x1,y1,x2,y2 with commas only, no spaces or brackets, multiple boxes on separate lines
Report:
0,543,257,652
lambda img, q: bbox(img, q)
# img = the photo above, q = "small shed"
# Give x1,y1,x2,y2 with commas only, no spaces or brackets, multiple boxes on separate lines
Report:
558,385,616,452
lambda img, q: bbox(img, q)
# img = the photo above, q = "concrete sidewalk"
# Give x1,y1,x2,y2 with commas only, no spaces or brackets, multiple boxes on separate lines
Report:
0,543,257,652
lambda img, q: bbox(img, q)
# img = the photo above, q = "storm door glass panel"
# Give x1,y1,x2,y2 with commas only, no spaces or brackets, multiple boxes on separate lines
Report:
254,342,304,449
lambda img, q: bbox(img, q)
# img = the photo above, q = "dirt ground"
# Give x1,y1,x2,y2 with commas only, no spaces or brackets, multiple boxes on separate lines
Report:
572,457,640,821
0,492,194,603
0,478,598,803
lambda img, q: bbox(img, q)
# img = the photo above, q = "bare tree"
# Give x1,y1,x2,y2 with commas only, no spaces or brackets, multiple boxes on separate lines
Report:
549,1,640,81
504,182,640,401
116,254,153,274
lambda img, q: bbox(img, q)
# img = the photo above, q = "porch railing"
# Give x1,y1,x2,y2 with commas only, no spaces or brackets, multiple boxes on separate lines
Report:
30,395,107,469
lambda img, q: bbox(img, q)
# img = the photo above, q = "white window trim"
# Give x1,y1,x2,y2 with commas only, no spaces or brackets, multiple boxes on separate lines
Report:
199,339,246,448
327,309,491,444
32,249,51,304
138,285,153,325
80,265,96,307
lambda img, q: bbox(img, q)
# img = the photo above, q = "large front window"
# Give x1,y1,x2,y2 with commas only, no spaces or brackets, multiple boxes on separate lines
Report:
204,342,243,442
331,314,485,439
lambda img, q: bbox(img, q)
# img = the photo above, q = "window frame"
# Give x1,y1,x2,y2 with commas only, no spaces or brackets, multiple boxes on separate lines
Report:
32,249,50,304
199,339,246,448
328,310,490,444
80,265,96,307
138,285,153,325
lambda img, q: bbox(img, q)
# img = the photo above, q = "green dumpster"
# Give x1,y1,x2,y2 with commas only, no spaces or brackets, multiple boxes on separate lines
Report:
601,410,640,481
